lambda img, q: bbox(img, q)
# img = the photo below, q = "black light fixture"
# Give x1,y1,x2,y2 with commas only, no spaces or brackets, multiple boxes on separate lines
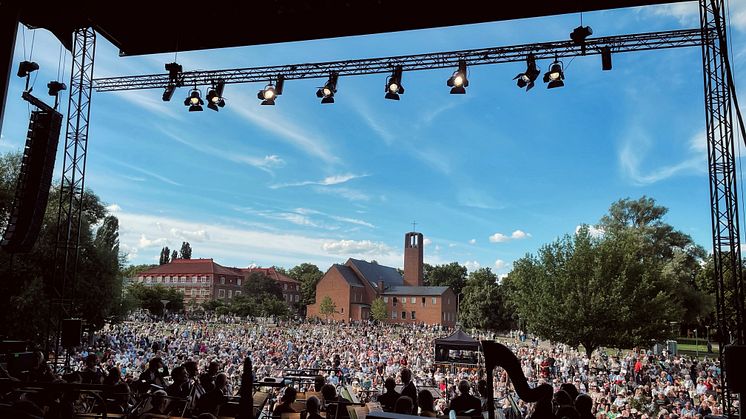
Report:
165,62,183,85
570,25,593,54
385,65,404,100
446,60,468,94
513,54,540,91
316,73,338,104
162,84,176,102
17,61,39,78
257,75,284,106
542,59,565,89
601,46,613,70
207,80,226,111
184,88,203,112
47,81,66,109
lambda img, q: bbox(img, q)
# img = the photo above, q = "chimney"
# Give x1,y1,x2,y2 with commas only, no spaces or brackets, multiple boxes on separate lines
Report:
378,281,385,293
403,232,424,287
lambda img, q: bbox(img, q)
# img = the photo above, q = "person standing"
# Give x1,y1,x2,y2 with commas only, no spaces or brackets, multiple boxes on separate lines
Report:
400,368,418,415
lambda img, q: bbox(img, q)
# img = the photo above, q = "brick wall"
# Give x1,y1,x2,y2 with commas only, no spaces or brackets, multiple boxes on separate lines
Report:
306,266,351,321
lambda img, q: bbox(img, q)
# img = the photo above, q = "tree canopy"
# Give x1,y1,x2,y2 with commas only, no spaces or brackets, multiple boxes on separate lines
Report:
180,241,192,259
459,267,514,331
371,298,388,322
288,263,324,305
424,262,468,295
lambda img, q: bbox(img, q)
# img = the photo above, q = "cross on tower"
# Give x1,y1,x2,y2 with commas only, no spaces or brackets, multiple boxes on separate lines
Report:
412,220,417,232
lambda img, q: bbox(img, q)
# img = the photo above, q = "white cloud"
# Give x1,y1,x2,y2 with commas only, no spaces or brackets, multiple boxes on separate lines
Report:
511,230,531,239
575,225,605,238
270,173,367,189
138,234,168,248
464,260,481,272
494,259,507,270
619,128,705,185
469,239,476,245
322,239,393,256
647,3,699,26
489,233,510,243
106,204,122,213
329,216,375,228
313,186,371,202
170,228,210,242
423,238,433,246
448,243,457,248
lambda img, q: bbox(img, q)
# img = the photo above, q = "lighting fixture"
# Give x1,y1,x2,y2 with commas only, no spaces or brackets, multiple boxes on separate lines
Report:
316,73,338,104
385,65,404,100
165,62,183,85
513,54,540,91
446,60,468,94
207,80,226,111
17,61,39,78
184,88,203,112
601,46,613,71
47,81,66,97
542,59,565,89
570,25,593,54
162,84,176,102
257,75,284,106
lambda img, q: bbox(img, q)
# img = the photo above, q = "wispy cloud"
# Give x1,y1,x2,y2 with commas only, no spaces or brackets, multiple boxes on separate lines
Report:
494,259,507,270
489,229,532,243
619,128,705,185
106,158,182,186
312,186,371,202
464,260,481,272
469,239,477,245
270,173,367,189
322,239,394,256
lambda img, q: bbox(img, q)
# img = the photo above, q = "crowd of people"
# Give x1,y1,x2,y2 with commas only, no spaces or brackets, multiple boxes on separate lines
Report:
0,315,726,419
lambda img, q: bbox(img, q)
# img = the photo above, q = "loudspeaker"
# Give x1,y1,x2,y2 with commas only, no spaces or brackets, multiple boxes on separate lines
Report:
601,47,612,71
1,109,62,253
61,318,82,349
725,345,746,392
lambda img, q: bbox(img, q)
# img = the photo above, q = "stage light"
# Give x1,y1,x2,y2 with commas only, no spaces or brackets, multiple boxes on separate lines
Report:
17,61,39,78
601,46,613,70
570,25,593,44
385,65,404,100
513,54,540,92
184,88,203,112
162,84,176,102
165,62,183,86
316,73,338,104
47,81,66,97
207,80,226,111
542,60,565,89
258,84,277,106
446,60,468,94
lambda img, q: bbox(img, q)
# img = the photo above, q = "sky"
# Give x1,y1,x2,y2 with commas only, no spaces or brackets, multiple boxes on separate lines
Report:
2,1,746,276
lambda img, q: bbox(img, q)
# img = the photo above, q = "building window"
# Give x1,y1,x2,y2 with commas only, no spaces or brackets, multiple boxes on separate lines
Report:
192,276,198,283
411,311,416,320
432,297,437,304
235,291,241,296
392,311,397,319
191,289,196,297
402,297,406,305
294,294,299,302
422,297,426,306
220,277,225,285
145,277,151,283
341,307,344,313
393,297,397,307
283,283,288,290
237,278,242,286
402,311,407,319
383,297,388,303
202,290,209,296
283,294,287,301
228,290,233,298
447,298,451,305
411,297,416,304
218,289,225,298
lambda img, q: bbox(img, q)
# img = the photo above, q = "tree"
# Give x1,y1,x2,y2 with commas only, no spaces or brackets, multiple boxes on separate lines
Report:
424,262,468,295
121,264,156,279
180,241,192,259
371,298,388,322
244,272,284,300
319,296,337,318
171,249,178,262
159,246,170,265
288,263,324,305
460,268,513,331
0,152,21,229
127,283,184,315
505,198,706,356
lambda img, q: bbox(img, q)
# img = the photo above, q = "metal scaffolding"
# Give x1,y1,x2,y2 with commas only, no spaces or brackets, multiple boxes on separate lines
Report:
50,27,96,367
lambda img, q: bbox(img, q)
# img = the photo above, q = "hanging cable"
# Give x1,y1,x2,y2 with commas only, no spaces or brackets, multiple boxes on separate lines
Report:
29,29,36,61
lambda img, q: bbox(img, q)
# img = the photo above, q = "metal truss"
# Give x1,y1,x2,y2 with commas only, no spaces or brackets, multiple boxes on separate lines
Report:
93,28,703,92
700,0,743,414
49,27,95,367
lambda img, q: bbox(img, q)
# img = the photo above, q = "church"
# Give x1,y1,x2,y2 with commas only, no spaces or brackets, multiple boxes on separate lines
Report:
306,232,458,325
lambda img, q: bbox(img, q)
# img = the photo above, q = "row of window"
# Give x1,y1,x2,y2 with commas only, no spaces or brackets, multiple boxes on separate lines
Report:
171,289,211,297
383,296,439,305
443,311,455,322
391,311,417,320
217,289,242,298
282,283,299,291
283,294,300,302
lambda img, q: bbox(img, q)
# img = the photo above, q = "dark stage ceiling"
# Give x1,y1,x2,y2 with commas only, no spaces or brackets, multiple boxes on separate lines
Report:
15,0,694,56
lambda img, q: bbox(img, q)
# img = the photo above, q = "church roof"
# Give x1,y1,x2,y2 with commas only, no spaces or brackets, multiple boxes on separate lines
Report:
333,265,365,287
139,259,240,276
382,286,450,296
346,258,403,290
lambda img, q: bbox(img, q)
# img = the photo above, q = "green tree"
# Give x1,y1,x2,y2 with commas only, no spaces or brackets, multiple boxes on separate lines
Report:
319,296,337,318
244,272,284,300
288,263,324,305
506,198,706,356
121,264,156,279
371,298,388,322
0,152,21,229
424,262,467,295
180,241,192,259
127,283,184,315
171,249,178,262
460,268,513,331
159,246,170,265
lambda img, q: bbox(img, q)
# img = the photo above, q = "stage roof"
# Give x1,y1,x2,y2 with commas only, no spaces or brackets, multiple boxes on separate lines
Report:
17,0,693,56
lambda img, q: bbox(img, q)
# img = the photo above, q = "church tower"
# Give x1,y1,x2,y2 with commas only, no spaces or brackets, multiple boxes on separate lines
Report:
403,232,424,287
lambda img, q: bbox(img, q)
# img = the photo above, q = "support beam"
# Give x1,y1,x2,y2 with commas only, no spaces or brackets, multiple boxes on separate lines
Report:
0,3,20,135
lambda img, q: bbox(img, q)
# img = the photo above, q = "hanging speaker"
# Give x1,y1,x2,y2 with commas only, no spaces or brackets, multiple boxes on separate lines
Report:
61,318,82,348
1,109,62,253
725,345,746,392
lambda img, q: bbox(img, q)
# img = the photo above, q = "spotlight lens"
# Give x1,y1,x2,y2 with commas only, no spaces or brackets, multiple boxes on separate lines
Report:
190,97,200,105
264,89,275,100
323,87,333,97
549,72,560,81
388,83,399,93
211,95,220,103
453,75,464,87
520,74,530,83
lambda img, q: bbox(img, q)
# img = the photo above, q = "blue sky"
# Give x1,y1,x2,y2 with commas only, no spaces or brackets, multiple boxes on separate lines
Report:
2,2,745,275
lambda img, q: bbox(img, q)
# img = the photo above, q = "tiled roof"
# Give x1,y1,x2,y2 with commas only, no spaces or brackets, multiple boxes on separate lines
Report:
240,267,300,283
346,258,403,290
333,265,364,287
382,286,450,296
139,259,241,276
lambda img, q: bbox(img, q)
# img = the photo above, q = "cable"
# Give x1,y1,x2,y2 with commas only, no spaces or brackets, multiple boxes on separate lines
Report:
29,29,36,61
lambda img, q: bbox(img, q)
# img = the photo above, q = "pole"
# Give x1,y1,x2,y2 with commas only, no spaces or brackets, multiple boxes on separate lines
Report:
695,329,699,358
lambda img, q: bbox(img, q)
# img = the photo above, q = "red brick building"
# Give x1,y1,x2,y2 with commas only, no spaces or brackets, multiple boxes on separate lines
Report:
307,232,457,326
240,267,301,305
136,259,245,305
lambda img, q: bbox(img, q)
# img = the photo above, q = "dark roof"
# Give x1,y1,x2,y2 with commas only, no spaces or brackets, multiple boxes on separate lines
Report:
241,267,299,283
382,286,450,296
17,1,690,56
139,259,240,276
434,329,481,351
347,259,403,290
333,265,365,287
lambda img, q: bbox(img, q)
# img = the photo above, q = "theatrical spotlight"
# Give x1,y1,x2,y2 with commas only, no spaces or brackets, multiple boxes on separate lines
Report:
165,62,183,85
17,61,39,78
513,54,540,91
162,84,176,102
207,80,226,111
542,60,565,89
47,81,66,97
570,25,593,54
446,60,468,94
316,73,338,104
385,65,404,100
184,88,204,112
257,75,284,106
